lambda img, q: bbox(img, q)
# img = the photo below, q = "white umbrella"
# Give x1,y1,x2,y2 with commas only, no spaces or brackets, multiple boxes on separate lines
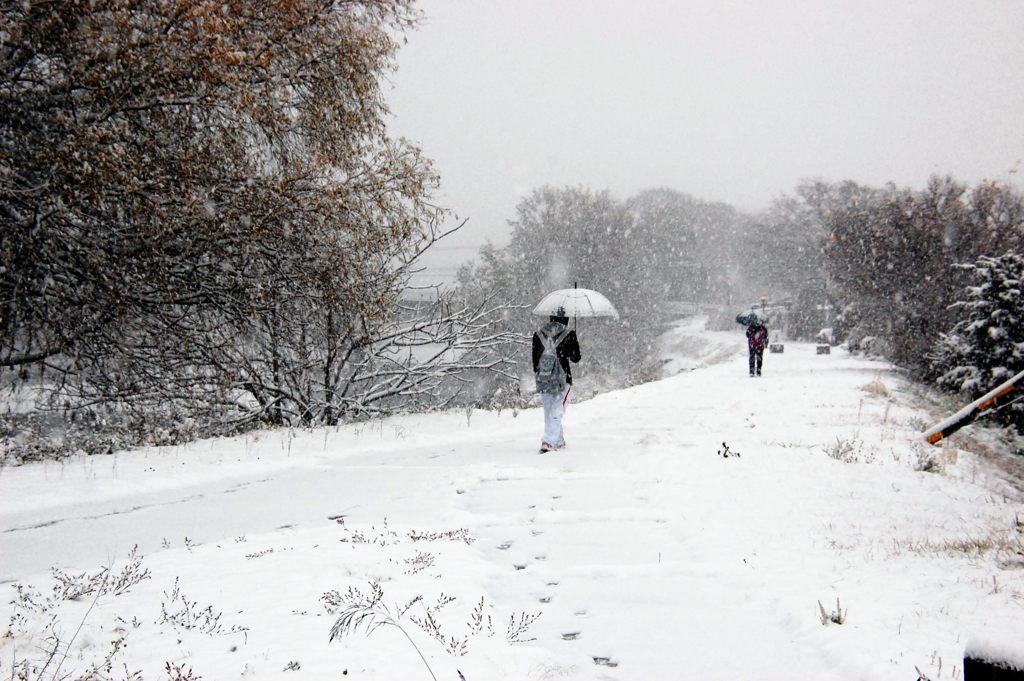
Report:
532,287,619,319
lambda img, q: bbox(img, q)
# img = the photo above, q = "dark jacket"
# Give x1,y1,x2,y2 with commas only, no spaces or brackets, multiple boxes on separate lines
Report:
532,321,581,385
746,324,769,350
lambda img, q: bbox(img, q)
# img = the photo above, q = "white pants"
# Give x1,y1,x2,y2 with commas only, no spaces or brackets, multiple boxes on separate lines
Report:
541,384,571,447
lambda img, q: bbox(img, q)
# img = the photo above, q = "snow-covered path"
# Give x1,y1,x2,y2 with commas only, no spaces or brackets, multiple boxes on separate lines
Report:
2,319,1022,680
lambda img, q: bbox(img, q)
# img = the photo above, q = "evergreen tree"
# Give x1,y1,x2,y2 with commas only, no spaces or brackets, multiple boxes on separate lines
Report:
931,252,1024,430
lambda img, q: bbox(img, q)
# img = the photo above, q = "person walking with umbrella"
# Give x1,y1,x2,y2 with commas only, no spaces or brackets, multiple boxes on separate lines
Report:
746,319,769,377
532,307,581,453
736,310,769,377
531,286,617,453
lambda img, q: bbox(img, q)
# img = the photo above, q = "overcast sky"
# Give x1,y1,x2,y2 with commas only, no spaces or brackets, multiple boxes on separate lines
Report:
388,0,1024,278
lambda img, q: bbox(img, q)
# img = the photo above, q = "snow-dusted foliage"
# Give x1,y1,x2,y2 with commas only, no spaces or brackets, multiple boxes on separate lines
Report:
737,178,1024,370
458,186,746,389
824,179,959,373
0,1,518,455
781,177,1024,378
931,253,1024,429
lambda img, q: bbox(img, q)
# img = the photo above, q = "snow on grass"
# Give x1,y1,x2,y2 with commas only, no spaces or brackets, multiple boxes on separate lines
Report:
1,318,1022,680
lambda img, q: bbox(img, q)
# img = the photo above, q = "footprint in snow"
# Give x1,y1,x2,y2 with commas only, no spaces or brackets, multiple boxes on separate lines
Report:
593,657,619,668
496,542,512,550
561,631,580,640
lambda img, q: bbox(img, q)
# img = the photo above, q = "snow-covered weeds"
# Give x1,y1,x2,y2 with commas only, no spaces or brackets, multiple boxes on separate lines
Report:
824,436,875,464
51,545,151,601
157,577,248,638
817,597,847,625
1,548,253,681
911,443,945,473
3,552,149,681
327,581,540,680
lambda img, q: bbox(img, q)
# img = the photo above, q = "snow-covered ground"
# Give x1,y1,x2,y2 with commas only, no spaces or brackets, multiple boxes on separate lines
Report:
2,317,1022,680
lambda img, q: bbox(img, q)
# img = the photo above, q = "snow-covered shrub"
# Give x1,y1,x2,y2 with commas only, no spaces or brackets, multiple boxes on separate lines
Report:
824,437,874,464
840,318,893,358
906,416,929,431
0,405,211,463
931,252,1024,431
465,376,532,414
855,335,893,359
912,446,944,474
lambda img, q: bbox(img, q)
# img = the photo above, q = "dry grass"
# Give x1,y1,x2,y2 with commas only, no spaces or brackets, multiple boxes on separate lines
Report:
888,531,1024,559
861,379,889,397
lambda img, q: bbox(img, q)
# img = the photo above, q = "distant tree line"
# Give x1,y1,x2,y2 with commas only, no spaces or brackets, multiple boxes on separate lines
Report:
746,177,1024,430
1,0,518,459
456,186,747,392
461,178,1024,432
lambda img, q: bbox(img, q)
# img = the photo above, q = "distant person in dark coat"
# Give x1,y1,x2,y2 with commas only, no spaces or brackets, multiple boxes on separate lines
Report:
746,322,768,377
532,309,581,453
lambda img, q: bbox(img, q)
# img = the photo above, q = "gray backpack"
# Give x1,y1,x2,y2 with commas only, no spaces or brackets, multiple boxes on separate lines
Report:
535,325,570,394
